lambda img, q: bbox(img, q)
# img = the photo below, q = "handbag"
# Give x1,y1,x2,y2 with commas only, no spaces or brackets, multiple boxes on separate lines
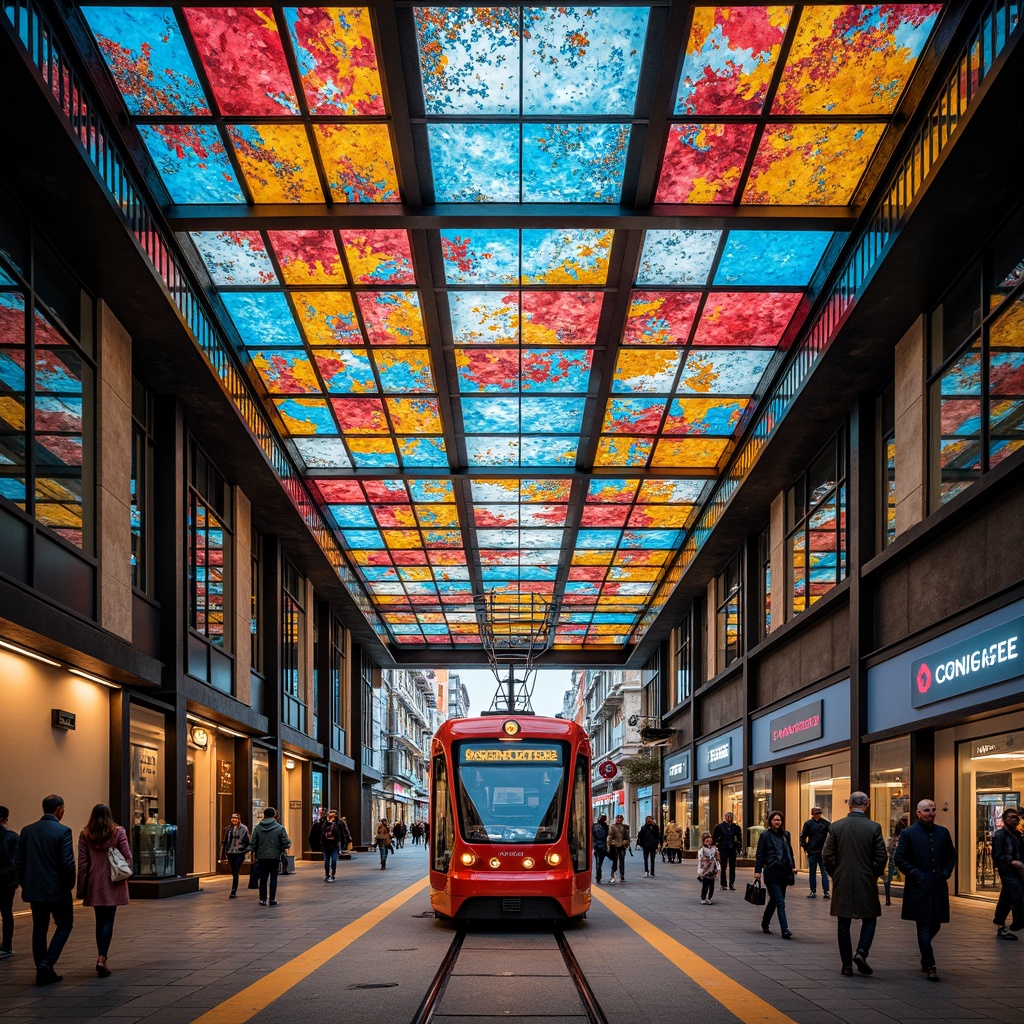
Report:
744,881,767,906
108,844,133,882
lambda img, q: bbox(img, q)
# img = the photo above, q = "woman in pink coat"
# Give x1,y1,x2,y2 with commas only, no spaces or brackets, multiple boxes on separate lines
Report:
77,804,132,977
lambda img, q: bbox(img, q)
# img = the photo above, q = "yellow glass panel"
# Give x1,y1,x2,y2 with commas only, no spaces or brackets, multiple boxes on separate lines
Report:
347,436,396,458
382,530,422,549
630,505,692,528
651,437,729,467
0,396,27,429
415,504,460,527
399,567,433,582
313,123,400,203
293,292,362,347
386,398,442,433
228,124,324,203
744,123,884,205
571,551,614,566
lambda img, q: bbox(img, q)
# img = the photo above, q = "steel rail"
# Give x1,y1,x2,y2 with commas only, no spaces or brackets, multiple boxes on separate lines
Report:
556,928,611,1024
408,929,465,1024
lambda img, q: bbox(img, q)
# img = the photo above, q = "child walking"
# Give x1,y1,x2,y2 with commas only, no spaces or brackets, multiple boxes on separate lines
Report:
697,831,720,904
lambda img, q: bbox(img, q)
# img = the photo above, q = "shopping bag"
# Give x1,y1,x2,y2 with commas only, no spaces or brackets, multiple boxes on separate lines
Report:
744,881,767,906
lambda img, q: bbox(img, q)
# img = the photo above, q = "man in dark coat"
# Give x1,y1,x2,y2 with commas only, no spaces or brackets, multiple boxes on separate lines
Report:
15,794,75,985
800,806,832,899
991,806,1024,939
712,811,743,890
591,814,609,884
894,798,957,981
822,791,887,976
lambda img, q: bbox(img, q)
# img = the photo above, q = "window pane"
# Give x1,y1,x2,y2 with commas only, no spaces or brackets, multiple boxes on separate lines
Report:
808,495,836,605
936,341,982,503
0,290,28,510
989,293,1024,467
789,530,806,616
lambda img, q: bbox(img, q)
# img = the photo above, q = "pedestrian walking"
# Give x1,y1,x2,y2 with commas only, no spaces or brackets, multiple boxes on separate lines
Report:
608,814,630,884
375,819,393,869
712,811,743,890
637,815,661,877
991,806,1023,940
339,815,353,854
249,807,291,907
411,821,423,846
883,816,908,906
754,810,795,939
307,809,326,854
320,810,343,882
591,814,609,884
697,831,720,904
15,794,75,985
220,812,250,898
893,798,957,981
76,804,132,978
800,806,831,899
393,820,407,849
663,821,683,864
821,791,887,977
0,806,19,960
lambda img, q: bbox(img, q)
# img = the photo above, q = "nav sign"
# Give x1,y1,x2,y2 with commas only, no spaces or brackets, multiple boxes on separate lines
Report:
911,616,1024,708
769,700,824,753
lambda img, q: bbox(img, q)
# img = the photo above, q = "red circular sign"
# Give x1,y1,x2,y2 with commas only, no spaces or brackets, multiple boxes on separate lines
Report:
598,759,618,780
916,662,932,694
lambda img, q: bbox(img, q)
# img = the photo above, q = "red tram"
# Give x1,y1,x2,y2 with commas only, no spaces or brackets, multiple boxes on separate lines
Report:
429,715,592,920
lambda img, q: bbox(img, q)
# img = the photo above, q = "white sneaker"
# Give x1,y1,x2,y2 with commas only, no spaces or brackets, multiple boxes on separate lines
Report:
644,871,649,877
700,898,707,905
609,877,616,884
707,899,714,905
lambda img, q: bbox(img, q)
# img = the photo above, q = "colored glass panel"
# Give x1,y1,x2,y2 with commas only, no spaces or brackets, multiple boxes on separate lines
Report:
714,231,835,286
676,6,792,115
429,124,520,202
522,123,631,203
387,398,442,433
744,123,885,205
222,292,303,348
636,230,721,286
677,349,773,394
663,397,747,434
373,349,434,392
772,5,941,116
270,231,347,285
313,123,400,203
612,349,683,393
285,7,386,115
655,123,757,204
330,397,388,433
691,292,801,347
312,349,376,392
294,292,362,348
623,292,702,345
227,124,324,203
183,8,299,116
522,230,613,284
274,397,336,434
137,125,244,204
189,231,277,286
357,292,425,346
83,6,209,115
251,349,320,393
293,437,351,467
340,231,415,284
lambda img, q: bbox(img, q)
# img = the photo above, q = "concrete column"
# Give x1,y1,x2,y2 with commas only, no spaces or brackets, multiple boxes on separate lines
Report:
96,301,132,640
894,314,928,532
769,492,786,632
233,487,252,705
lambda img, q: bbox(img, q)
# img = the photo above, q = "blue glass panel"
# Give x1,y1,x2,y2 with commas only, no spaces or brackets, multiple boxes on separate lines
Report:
637,230,721,285
350,444,399,468
522,229,613,283
677,349,774,394
429,124,520,202
621,529,680,548
520,350,592,392
415,7,519,114
523,7,650,115
274,397,336,433
408,479,455,502
521,397,585,433
521,437,578,466
327,504,376,528
398,437,448,466
222,292,303,348
714,230,836,286
189,231,277,286
362,566,400,582
577,530,622,549
83,7,209,115
440,230,520,284
462,397,519,432
138,125,244,204
565,581,601,595
523,124,630,203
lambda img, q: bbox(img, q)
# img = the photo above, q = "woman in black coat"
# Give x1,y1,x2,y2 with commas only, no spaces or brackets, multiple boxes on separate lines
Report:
754,810,796,938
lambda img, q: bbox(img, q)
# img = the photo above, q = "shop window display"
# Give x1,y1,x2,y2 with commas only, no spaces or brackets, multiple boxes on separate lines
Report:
129,704,176,877
869,736,910,893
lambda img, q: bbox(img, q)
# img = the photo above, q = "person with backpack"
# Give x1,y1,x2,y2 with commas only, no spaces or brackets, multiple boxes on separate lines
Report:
249,807,291,906
77,803,133,978
320,810,343,882
0,805,19,960
591,814,609,884
636,815,662,877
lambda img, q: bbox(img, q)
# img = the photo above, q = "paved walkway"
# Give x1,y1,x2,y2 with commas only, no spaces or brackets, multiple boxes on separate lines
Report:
1,846,1019,1024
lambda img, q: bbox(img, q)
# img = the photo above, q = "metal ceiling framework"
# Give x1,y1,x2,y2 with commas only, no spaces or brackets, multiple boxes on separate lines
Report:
9,1,974,664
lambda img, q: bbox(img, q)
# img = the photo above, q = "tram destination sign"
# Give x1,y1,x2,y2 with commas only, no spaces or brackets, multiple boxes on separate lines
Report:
769,700,824,752
460,744,561,764
911,616,1024,708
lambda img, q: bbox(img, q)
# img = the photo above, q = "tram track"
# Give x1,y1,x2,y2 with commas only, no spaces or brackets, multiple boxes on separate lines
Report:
411,926,609,1024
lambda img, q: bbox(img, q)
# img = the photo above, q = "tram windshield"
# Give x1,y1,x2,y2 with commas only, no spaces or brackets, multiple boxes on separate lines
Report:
455,741,568,844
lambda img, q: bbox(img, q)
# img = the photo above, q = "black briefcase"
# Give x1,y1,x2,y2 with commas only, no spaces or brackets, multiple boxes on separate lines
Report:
744,881,767,906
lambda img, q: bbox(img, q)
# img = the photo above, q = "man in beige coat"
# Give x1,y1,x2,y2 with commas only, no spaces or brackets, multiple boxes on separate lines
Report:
822,791,888,977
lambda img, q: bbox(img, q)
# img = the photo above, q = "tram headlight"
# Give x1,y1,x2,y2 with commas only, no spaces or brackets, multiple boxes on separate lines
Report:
460,852,476,867
489,857,501,869
545,851,561,866
522,857,535,869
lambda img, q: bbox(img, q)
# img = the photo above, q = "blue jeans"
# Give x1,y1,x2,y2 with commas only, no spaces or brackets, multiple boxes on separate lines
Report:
323,848,338,878
916,919,941,969
837,916,876,966
30,895,73,969
93,905,117,957
762,874,790,933
378,841,390,867
593,849,609,882
807,852,829,895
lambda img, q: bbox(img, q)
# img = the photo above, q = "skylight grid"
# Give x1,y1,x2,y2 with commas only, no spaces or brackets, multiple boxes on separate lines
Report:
657,4,942,205
415,6,650,202
85,6,399,205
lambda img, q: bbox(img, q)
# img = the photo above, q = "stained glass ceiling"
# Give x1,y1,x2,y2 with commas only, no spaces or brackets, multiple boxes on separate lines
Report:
73,3,948,657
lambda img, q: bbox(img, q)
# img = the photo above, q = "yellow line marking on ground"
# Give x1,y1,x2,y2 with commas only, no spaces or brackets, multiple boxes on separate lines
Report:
592,886,798,1024
190,877,429,1024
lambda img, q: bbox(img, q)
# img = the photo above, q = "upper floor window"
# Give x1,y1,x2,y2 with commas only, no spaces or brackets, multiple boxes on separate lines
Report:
716,552,742,671
330,617,347,752
187,440,231,648
758,524,771,639
250,528,262,673
929,205,1024,507
878,380,896,549
131,378,155,593
672,617,691,707
786,428,847,616
281,557,306,730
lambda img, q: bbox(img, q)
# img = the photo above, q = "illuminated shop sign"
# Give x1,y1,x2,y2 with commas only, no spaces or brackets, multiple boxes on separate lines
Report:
707,739,732,770
461,745,561,764
769,700,824,753
911,617,1024,708
664,751,690,788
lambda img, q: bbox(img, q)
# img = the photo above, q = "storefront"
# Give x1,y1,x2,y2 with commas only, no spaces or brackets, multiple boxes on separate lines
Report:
662,749,691,849
750,679,851,866
129,703,175,878
695,726,743,850
867,598,1024,902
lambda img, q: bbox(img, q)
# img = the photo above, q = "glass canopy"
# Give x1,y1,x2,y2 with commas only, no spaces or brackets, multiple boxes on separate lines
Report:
75,3,947,655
